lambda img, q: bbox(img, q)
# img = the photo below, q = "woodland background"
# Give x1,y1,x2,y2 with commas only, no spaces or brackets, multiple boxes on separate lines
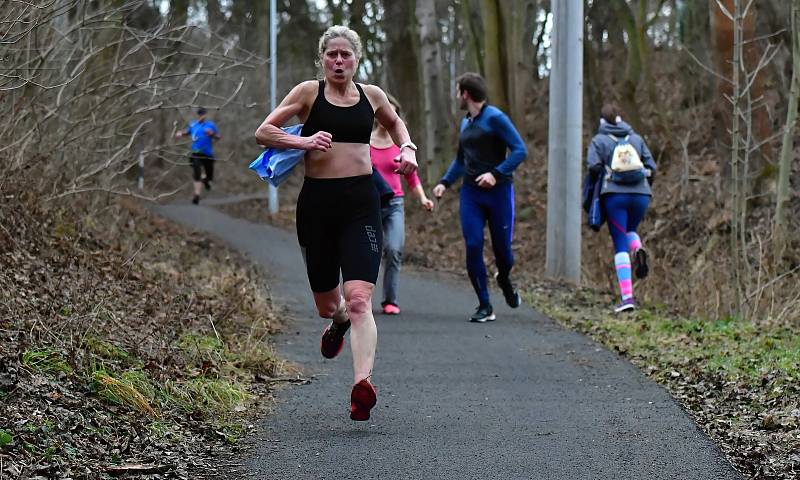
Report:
7,0,793,319
2,0,800,478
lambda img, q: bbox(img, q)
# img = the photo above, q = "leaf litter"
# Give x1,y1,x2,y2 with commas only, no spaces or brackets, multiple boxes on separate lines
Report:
0,188,297,479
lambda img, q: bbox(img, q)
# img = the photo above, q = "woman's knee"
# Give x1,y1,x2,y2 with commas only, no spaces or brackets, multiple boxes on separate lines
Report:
465,242,483,258
344,283,374,316
315,300,340,318
384,247,402,264
313,289,342,318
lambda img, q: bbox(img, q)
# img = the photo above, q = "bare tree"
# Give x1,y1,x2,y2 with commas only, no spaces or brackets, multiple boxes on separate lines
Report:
481,0,509,112
383,0,423,147
608,0,667,129
721,0,783,318
416,0,452,184
0,0,261,199
710,0,775,199
773,0,800,262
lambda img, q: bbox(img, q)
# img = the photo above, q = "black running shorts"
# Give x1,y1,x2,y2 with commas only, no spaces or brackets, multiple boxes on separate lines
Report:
296,175,383,292
190,153,214,181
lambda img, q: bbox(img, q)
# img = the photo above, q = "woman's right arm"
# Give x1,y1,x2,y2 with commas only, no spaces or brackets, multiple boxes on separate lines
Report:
254,81,331,151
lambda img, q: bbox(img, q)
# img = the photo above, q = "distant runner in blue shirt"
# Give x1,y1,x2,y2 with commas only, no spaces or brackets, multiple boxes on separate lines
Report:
433,72,528,323
175,107,221,204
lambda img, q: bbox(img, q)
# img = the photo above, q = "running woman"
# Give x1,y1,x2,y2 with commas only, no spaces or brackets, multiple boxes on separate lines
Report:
432,72,527,323
254,26,418,421
586,104,656,313
370,94,434,315
175,107,221,204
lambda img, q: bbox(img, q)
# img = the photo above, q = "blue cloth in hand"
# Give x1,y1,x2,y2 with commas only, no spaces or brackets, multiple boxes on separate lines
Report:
249,124,394,207
249,124,304,187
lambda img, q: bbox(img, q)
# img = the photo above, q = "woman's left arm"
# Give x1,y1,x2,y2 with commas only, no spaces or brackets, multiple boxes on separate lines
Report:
366,85,418,175
411,183,434,212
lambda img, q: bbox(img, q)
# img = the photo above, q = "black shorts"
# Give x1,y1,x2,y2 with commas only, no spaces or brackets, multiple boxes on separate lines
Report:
296,175,383,292
190,153,214,181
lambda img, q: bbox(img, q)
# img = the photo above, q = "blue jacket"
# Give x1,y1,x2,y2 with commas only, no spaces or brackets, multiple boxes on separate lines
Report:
586,120,656,196
440,104,527,188
582,171,605,231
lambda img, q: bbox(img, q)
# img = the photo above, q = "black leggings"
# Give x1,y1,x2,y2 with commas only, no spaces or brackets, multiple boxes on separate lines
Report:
190,153,214,181
296,175,383,292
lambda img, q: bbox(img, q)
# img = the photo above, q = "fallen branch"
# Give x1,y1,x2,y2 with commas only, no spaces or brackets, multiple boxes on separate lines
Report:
106,463,176,476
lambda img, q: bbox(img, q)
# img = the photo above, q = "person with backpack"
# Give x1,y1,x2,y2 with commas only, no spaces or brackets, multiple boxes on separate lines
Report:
586,104,656,313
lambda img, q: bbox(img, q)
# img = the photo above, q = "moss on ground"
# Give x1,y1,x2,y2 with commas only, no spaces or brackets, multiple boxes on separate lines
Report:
526,283,800,479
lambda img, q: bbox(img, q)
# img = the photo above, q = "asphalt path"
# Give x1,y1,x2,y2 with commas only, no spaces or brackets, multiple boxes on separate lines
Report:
154,199,741,480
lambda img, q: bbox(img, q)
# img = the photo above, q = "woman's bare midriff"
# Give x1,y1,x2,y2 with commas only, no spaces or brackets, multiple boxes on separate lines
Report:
304,143,373,178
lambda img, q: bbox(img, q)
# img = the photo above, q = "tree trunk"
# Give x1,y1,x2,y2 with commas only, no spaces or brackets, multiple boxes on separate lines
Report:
499,0,532,125
637,0,657,106
461,0,485,75
480,0,509,112
280,1,324,82
327,0,344,25
585,0,607,121
384,0,423,152
773,0,800,262
416,0,452,185
168,0,189,27
610,0,643,129
678,0,712,104
206,0,225,34
347,0,369,61
710,0,774,197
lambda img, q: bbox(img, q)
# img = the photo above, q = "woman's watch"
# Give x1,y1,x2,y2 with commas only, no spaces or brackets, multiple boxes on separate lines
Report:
399,141,417,151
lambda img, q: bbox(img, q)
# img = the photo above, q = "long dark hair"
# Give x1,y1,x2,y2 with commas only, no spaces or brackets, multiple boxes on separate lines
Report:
600,103,621,124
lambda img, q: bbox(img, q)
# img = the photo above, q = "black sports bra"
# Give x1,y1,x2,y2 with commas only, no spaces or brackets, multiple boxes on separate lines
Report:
301,80,375,144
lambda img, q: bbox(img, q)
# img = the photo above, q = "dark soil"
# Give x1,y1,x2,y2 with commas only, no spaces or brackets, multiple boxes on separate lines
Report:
0,187,292,479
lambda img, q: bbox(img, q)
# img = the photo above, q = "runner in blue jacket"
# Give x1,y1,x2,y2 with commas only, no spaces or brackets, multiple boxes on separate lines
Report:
433,73,527,323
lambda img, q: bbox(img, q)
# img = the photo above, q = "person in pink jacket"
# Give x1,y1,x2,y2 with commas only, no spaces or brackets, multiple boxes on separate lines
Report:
370,94,433,315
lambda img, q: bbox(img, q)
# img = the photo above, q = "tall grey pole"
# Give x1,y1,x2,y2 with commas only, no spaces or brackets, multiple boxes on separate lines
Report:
268,0,279,214
545,0,583,282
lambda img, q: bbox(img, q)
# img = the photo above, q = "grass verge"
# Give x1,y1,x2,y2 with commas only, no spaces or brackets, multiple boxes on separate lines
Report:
526,282,800,480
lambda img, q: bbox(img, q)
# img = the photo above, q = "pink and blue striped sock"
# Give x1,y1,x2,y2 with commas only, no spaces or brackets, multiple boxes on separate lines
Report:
614,252,633,301
627,232,642,253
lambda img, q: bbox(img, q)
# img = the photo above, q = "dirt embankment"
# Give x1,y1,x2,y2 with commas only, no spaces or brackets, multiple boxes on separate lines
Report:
0,187,293,479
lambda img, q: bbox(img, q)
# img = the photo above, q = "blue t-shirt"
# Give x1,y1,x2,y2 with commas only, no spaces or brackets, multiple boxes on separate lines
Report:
188,120,218,156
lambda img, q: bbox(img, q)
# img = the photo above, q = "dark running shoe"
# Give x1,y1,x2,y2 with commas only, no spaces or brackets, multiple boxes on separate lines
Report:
469,304,496,323
632,247,649,279
203,178,211,191
191,195,199,205
495,273,522,308
350,379,377,421
614,298,636,314
320,320,350,359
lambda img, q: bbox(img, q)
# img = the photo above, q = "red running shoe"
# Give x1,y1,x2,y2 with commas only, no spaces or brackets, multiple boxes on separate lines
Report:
350,379,377,421
320,320,350,359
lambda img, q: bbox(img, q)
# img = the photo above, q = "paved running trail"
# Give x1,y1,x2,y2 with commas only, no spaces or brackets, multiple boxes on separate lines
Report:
155,199,741,480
